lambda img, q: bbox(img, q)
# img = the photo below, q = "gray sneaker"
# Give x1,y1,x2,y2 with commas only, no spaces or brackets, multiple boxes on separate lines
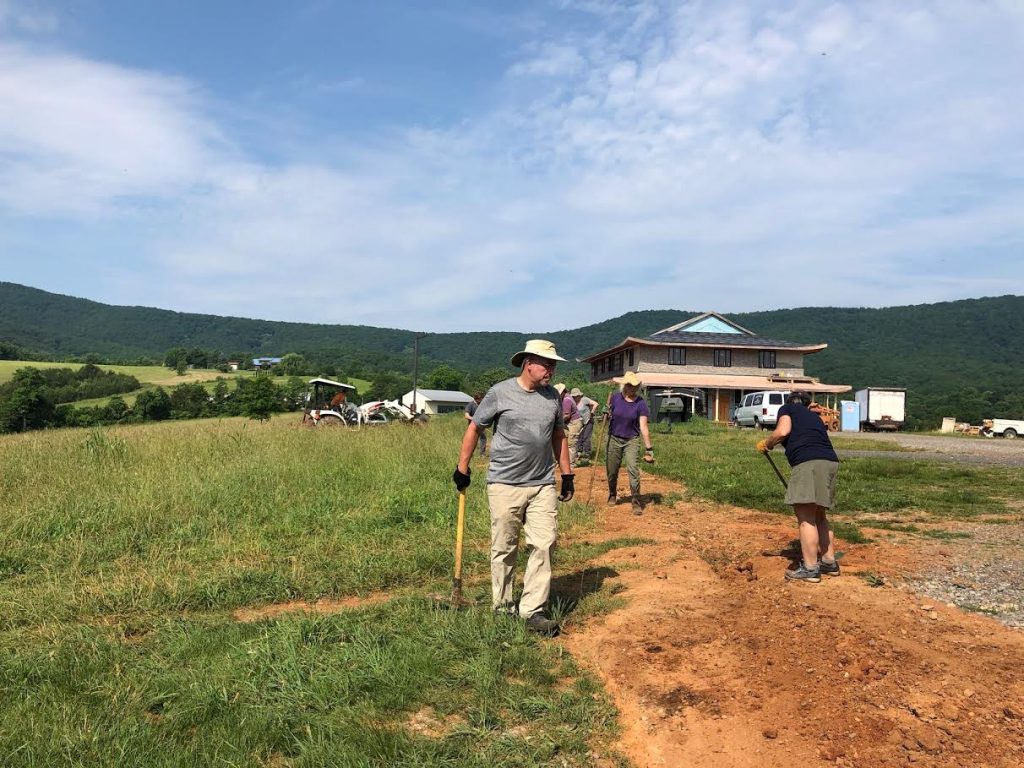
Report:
818,559,840,577
785,562,821,583
525,613,560,637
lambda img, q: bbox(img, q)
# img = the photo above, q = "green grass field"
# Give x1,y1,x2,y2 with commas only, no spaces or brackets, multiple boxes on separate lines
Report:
0,416,625,767
647,420,1016,523
0,360,251,387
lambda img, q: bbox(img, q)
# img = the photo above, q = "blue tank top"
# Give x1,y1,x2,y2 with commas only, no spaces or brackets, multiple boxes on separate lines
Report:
778,403,839,467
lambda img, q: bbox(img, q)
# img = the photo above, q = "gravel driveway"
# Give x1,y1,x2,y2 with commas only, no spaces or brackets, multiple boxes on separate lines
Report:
836,430,1024,467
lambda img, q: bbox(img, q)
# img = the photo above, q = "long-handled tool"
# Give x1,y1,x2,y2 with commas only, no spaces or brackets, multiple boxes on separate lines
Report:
764,451,788,489
434,490,474,608
452,490,467,602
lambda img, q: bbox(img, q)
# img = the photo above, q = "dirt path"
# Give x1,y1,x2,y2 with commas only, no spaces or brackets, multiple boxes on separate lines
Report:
558,468,1024,768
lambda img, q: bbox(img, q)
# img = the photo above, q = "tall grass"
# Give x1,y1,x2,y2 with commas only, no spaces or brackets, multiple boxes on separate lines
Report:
0,415,622,767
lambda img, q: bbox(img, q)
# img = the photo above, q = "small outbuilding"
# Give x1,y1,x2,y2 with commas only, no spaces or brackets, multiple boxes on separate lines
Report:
400,389,474,415
252,356,282,371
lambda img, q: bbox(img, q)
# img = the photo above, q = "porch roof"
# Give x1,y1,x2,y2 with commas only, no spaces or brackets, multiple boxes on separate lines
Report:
612,372,850,394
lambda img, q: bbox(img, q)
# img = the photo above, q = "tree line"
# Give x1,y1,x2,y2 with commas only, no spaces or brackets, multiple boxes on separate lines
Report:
4,280,1024,430
0,367,310,433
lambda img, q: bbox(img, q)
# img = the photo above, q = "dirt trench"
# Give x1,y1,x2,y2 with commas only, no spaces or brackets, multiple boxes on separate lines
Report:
557,468,1024,768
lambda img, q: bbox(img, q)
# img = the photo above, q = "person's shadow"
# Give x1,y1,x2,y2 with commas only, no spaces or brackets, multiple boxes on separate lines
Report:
549,566,620,618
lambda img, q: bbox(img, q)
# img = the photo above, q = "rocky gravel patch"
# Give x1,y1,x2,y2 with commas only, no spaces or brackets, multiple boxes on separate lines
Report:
910,523,1024,629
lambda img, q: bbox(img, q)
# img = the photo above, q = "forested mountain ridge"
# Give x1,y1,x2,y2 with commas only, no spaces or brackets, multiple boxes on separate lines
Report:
2,282,1022,424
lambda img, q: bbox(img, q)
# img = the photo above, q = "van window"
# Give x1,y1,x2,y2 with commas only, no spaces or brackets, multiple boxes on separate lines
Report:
768,393,783,405
752,394,763,406
742,395,752,407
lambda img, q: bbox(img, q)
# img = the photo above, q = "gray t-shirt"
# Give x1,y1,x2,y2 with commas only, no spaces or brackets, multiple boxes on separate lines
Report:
473,377,564,486
577,396,597,424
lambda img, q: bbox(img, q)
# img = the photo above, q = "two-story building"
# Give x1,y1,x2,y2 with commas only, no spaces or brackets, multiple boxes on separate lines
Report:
582,312,850,424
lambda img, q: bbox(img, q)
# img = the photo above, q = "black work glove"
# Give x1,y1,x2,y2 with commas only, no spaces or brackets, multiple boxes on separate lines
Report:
452,467,471,492
558,474,575,502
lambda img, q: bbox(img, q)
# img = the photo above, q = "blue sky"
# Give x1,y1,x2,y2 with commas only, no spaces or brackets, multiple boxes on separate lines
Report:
1,0,1022,332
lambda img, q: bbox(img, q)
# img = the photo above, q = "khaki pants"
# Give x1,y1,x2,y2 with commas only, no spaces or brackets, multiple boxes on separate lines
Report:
566,419,583,466
487,483,558,619
606,435,641,497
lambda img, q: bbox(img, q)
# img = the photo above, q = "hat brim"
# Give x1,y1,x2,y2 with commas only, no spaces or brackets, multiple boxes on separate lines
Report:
510,351,567,367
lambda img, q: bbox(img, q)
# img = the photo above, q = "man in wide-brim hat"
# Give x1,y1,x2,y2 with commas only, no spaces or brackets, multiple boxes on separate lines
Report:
452,339,574,636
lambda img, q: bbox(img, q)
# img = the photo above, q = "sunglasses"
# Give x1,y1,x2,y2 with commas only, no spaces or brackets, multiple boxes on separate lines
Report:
528,357,557,370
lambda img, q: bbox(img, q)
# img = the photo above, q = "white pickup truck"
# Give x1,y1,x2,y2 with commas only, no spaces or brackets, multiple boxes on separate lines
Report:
982,418,1024,439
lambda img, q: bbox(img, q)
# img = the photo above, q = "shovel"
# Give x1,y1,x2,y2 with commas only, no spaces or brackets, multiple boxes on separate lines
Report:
764,451,788,489
433,490,474,608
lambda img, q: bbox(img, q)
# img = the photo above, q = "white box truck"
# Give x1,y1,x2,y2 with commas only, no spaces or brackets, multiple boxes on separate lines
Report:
854,388,906,431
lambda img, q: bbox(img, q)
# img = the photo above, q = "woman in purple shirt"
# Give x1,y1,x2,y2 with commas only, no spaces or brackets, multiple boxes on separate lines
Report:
605,371,654,515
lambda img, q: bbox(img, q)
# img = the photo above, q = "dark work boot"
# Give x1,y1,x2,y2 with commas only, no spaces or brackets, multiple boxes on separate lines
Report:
607,484,617,506
631,495,644,515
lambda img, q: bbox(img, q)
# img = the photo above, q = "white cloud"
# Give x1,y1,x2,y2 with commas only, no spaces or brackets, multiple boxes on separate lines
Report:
0,0,1022,332
0,42,226,216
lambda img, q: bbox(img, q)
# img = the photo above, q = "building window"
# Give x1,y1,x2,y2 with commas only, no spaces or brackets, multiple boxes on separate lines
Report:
714,349,732,367
668,347,686,365
627,349,634,366
591,362,598,377
616,353,624,371
758,350,776,369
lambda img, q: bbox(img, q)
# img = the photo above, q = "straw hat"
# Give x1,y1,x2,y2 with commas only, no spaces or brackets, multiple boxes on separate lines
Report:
569,387,583,397
615,371,642,387
554,383,567,396
510,339,566,367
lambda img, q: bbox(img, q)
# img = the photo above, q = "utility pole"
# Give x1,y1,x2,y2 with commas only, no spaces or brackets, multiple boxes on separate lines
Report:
412,332,429,416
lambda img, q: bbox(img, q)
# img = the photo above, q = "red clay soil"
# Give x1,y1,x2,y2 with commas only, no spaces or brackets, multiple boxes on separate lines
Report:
558,468,1024,768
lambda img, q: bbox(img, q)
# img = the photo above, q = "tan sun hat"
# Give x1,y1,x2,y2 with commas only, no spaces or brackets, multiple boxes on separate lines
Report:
510,339,566,367
554,383,567,396
569,387,583,397
615,371,642,387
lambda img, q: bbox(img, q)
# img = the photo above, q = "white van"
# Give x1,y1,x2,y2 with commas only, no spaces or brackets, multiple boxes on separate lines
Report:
734,391,789,429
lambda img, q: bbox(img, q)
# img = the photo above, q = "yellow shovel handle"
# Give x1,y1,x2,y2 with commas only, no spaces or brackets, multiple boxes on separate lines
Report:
453,490,466,583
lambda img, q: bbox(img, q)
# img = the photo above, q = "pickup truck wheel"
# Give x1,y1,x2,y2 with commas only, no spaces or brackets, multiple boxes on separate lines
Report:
1004,428,1018,439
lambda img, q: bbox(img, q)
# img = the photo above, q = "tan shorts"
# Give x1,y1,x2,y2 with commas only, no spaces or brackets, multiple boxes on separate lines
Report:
784,460,838,508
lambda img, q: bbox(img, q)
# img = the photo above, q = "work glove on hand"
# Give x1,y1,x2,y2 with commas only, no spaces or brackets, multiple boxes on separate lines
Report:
643,447,655,464
558,474,575,502
756,439,770,454
452,467,471,492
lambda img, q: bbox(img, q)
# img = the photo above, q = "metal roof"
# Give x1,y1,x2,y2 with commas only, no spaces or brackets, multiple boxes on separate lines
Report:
647,331,818,348
406,389,474,402
307,377,356,390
